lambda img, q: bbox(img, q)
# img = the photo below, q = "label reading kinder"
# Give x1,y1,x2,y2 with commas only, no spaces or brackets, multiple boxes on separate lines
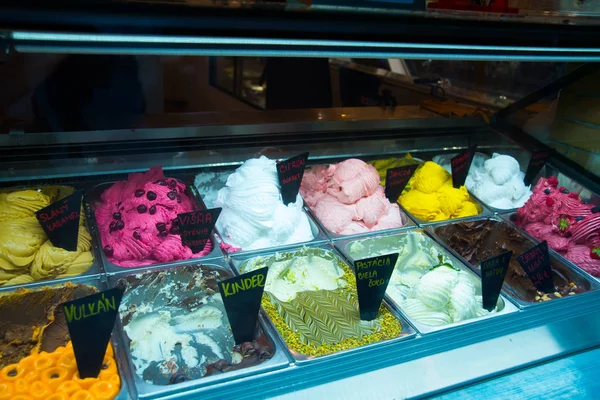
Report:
277,152,309,206
385,164,419,202
480,250,513,311
177,208,221,253
524,150,550,186
451,146,476,188
355,253,399,321
35,190,82,251
517,241,554,294
219,267,268,344
62,287,124,378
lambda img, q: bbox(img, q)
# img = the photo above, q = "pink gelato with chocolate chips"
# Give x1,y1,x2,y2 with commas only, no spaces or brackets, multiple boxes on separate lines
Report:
95,166,213,267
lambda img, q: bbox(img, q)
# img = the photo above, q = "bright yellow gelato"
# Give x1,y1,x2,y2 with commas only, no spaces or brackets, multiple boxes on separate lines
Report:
398,161,481,221
369,154,421,186
0,187,94,286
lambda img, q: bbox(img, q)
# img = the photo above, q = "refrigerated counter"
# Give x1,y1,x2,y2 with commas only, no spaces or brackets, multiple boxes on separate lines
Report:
1,3,600,398
1,107,599,399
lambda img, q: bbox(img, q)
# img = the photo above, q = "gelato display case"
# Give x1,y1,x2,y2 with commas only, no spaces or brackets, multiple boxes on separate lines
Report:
1,4,600,400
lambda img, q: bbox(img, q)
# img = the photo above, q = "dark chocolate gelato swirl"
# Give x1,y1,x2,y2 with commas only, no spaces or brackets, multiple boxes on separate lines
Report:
434,219,583,302
0,283,98,368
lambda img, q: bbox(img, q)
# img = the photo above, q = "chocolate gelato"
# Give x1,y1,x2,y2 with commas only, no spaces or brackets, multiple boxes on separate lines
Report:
433,219,584,302
117,264,274,386
0,283,98,368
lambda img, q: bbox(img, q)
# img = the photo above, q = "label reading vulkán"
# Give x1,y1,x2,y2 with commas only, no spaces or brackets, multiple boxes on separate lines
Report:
385,164,419,202
451,146,476,188
177,208,221,253
35,190,82,251
355,253,398,321
524,150,549,186
480,250,513,311
517,241,554,294
62,287,123,379
219,267,268,344
277,152,309,206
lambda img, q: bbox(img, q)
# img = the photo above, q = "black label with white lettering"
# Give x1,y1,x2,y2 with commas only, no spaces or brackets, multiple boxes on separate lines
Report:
385,164,419,201
355,253,398,321
35,191,82,251
63,287,123,378
277,152,309,205
219,267,268,344
177,208,221,253
451,146,476,188
517,241,554,294
480,251,512,311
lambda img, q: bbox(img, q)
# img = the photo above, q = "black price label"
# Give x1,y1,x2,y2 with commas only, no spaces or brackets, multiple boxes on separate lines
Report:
219,267,268,344
480,250,512,311
355,253,398,321
277,152,309,206
35,191,82,251
385,165,418,202
451,146,476,188
62,287,123,379
517,241,554,294
177,208,221,253
524,150,549,186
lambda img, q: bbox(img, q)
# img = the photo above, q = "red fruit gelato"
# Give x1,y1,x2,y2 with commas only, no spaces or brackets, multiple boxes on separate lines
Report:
515,177,600,277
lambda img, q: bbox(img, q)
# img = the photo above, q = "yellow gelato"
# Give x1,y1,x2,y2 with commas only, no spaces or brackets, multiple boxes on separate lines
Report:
0,187,94,286
369,154,421,186
398,161,481,222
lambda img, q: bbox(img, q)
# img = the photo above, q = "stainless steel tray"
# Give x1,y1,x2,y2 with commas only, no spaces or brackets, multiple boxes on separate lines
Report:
425,216,600,309
107,258,289,400
0,276,132,400
367,150,492,226
298,160,417,241
429,147,534,215
430,148,599,215
230,243,417,365
334,229,519,334
188,175,330,257
88,181,224,274
397,199,491,227
0,185,104,290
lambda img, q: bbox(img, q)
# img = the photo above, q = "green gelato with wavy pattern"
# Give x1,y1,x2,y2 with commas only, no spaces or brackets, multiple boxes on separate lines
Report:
241,247,402,357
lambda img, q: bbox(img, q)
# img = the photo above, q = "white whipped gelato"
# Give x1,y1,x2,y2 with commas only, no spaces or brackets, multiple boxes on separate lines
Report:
214,156,315,251
347,231,493,327
433,152,532,210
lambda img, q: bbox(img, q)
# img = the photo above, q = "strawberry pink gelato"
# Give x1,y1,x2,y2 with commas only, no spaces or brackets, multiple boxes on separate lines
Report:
514,176,600,278
300,158,408,235
95,167,213,267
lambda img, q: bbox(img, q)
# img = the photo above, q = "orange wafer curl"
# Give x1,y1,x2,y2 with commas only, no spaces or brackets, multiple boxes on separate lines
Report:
56,381,83,395
47,394,70,400
89,380,119,400
14,378,30,394
69,390,97,400
0,382,15,400
6,341,120,399
28,381,52,399
12,394,34,400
